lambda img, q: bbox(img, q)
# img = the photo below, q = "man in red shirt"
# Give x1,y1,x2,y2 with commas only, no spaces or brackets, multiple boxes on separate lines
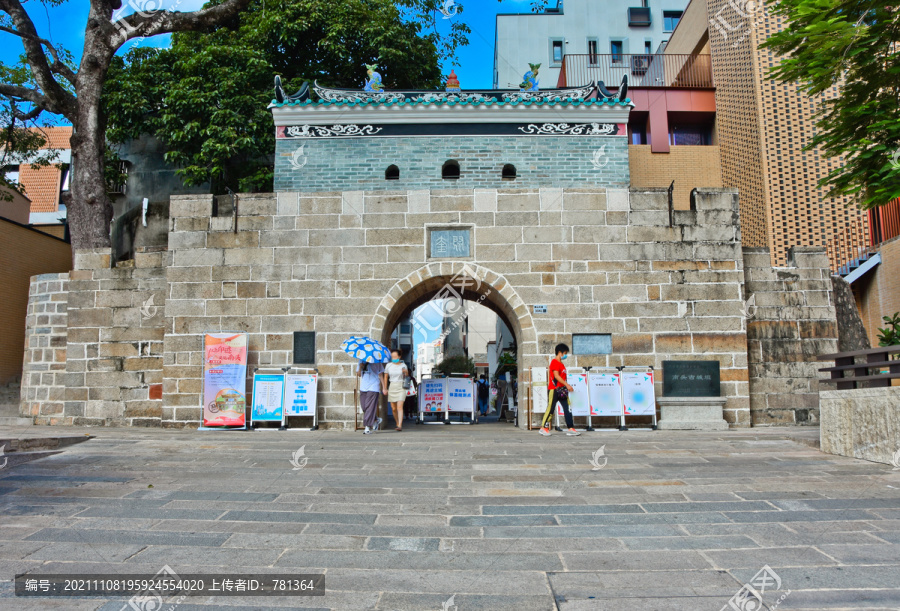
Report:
540,343,579,436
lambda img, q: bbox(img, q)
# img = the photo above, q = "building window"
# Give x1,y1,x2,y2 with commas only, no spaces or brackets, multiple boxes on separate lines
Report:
107,159,129,195
502,164,517,180
293,331,316,364
669,124,713,146
644,40,653,54
550,38,565,66
385,164,399,180
587,39,599,65
442,160,460,180
663,10,683,32
611,41,624,63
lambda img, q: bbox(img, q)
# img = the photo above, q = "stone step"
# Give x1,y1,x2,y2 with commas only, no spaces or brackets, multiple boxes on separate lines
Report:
0,417,32,427
0,434,92,453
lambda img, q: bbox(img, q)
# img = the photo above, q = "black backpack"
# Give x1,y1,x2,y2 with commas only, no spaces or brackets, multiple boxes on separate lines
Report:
478,380,489,399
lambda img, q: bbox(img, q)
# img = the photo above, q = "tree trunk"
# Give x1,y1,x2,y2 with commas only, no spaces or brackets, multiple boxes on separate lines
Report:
68,37,113,252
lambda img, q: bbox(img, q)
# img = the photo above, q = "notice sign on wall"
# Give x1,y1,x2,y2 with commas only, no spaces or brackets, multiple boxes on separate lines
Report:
251,373,285,422
285,374,317,416
420,379,446,412
202,333,248,427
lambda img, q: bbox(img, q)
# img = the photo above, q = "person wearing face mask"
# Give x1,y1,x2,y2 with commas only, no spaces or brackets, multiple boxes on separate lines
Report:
539,343,579,437
384,349,409,431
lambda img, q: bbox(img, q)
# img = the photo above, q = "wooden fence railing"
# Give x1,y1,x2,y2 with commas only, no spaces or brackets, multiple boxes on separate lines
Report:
817,346,900,390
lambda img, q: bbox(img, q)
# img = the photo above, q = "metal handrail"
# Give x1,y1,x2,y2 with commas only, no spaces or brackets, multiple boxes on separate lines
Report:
557,53,713,89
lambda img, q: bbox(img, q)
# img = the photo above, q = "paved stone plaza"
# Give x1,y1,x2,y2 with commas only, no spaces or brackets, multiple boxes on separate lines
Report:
1,424,900,610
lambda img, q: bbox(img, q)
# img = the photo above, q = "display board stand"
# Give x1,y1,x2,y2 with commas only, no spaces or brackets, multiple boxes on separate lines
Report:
417,375,449,425
553,367,593,432
249,367,319,431
283,367,319,431
250,368,288,431
619,366,657,431
447,374,477,425
585,366,624,432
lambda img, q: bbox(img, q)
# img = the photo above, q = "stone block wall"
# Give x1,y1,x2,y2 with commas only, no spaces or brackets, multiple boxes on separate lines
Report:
743,246,839,426
274,136,630,192
20,187,841,430
20,273,69,423
24,249,169,426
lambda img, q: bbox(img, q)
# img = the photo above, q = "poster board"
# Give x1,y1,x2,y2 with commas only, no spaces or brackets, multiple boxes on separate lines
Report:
588,371,624,417
531,367,548,426
251,373,285,422
285,373,317,417
202,333,248,427
622,370,656,416
557,372,590,416
419,378,447,413
447,378,475,414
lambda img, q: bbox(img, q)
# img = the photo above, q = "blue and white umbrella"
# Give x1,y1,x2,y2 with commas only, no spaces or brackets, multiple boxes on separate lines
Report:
341,336,391,364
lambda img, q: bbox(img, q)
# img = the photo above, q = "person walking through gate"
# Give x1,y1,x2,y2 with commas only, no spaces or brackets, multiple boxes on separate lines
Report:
357,359,386,435
384,349,409,431
539,343,580,436
477,374,490,416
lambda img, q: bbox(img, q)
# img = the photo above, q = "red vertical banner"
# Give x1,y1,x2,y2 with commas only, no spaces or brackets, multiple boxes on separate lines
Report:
202,333,248,427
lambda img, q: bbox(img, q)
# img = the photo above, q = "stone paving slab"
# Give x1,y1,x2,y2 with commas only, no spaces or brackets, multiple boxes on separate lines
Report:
0,424,897,610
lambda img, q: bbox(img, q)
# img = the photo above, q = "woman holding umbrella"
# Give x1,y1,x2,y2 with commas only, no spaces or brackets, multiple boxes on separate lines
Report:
341,337,391,435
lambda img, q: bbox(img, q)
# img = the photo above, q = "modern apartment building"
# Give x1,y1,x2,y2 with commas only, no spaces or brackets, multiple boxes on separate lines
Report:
493,0,689,90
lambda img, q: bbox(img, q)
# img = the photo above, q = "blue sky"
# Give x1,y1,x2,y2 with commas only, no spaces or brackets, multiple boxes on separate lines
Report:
1,0,539,99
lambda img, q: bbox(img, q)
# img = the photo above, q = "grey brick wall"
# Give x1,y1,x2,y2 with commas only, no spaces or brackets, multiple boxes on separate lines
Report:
274,136,630,193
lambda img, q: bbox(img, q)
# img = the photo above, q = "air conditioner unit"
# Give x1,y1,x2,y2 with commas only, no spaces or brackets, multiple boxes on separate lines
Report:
631,54,651,75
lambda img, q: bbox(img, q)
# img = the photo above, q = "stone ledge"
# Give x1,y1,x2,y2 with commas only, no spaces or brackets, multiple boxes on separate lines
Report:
657,396,729,430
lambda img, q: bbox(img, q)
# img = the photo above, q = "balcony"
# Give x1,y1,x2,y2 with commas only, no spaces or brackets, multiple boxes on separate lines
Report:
627,7,652,26
557,53,714,89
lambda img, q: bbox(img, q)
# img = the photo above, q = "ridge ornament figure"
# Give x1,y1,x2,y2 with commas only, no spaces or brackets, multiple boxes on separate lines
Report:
520,63,541,92
364,64,384,92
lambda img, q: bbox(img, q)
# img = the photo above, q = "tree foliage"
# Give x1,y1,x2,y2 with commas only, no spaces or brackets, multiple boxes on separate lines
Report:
434,354,476,377
104,0,451,194
762,0,900,209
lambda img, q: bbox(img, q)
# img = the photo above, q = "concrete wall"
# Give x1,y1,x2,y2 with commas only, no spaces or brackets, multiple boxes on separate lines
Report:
744,246,839,426
19,187,838,430
820,387,900,465
0,218,71,386
275,136,629,193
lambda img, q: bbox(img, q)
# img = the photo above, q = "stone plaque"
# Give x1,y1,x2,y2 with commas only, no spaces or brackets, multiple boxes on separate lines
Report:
293,331,316,364
662,360,720,397
572,333,612,355
430,229,470,258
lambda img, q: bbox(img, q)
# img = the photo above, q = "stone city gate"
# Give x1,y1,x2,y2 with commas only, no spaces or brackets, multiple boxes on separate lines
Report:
18,78,840,429
20,186,839,430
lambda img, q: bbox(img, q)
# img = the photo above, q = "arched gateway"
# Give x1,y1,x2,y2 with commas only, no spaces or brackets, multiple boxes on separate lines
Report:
19,77,840,430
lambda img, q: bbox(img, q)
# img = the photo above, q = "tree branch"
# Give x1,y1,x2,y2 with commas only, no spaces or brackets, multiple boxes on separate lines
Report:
0,0,76,117
0,25,77,86
111,0,251,48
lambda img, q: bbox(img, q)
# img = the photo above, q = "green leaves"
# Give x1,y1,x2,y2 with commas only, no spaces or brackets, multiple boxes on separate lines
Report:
103,0,448,194
877,312,900,347
762,0,900,210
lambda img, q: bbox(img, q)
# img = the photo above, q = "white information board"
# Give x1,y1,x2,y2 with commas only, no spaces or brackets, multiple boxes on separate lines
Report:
447,378,475,413
557,372,590,416
588,371,624,417
251,373,284,422
531,367,548,421
419,378,447,413
622,370,656,416
284,373,317,416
